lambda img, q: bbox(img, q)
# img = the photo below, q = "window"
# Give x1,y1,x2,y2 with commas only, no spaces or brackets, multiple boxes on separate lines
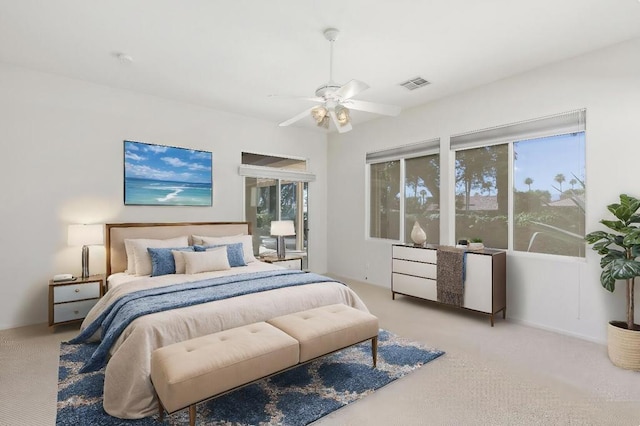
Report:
455,144,508,249
451,109,586,257
404,154,440,243
513,133,585,256
367,140,440,243
240,153,313,268
370,161,400,240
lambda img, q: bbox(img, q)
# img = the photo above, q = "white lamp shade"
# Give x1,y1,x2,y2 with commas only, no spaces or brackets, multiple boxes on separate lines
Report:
68,224,104,246
270,220,295,236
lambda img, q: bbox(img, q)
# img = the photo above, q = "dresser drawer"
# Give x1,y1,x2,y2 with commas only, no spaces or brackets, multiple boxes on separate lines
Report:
392,246,436,263
392,259,437,279
392,273,437,301
54,299,98,323
53,281,101,303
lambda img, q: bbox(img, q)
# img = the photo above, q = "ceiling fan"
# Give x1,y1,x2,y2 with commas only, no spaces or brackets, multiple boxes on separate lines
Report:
277,28,401,133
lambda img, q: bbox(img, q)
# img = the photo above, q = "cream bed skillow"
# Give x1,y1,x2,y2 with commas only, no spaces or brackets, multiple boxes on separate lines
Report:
78,222,368,419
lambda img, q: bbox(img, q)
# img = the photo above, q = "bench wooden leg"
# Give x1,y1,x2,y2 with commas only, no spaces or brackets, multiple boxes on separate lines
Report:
157,399,164,422
371,335,378,368
189,404,196,426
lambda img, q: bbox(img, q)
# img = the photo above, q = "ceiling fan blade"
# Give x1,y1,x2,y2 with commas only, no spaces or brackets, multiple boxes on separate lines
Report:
279,107,316,127
329,110,352,133
336,79,369,100
344,99,401,116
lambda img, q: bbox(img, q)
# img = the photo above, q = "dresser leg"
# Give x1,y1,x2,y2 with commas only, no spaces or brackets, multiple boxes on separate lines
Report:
490,314,494,327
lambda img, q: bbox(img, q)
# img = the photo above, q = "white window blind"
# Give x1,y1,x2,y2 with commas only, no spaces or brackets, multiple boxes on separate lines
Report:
366,138,440,164
451,109,586,150
238,164,316,182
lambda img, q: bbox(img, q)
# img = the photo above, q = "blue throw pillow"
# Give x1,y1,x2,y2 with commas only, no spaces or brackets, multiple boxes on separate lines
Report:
193,242,247,267
148,246,195,277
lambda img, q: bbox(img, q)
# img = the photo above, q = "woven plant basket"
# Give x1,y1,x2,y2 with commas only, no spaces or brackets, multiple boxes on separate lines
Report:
607,321,640,371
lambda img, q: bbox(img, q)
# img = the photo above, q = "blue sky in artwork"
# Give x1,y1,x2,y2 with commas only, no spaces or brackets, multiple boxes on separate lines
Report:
124,141,212,184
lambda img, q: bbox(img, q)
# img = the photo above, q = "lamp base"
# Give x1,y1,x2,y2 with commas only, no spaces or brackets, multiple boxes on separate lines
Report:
276,236,286,260
81,245,90,278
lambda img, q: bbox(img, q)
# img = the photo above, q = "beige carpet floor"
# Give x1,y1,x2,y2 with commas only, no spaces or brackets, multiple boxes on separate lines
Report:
1,277,639,425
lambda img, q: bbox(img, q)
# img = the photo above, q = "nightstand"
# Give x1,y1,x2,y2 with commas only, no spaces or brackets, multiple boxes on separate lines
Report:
260,254,304,270
48,274,104,328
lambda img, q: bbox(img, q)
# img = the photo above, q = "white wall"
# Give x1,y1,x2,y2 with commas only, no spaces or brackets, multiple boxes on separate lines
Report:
0,63,328,330
327,38,640,343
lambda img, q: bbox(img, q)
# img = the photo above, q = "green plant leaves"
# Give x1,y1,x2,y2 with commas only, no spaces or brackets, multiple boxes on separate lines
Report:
622,229,640,246
607,194,640,223
585,230,609,244
609,258,640,280
600,269,616,292
601,250,625,268
621,194,640,214
600,219,626,232
586,194,640,293
587,194,639,329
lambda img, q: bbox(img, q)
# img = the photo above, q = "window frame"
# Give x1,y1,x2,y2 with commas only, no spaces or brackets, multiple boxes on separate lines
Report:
450,109,586,259
366,139,440,243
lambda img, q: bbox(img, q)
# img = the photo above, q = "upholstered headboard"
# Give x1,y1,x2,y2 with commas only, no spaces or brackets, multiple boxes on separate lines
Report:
105,222,252,276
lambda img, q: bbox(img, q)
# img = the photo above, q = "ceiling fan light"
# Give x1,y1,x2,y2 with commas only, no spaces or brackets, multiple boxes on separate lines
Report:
335,105,350,126
311,106,328,123
317,116,330,128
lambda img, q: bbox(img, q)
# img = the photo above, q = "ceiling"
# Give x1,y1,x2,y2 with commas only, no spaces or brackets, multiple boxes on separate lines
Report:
1,1,639,132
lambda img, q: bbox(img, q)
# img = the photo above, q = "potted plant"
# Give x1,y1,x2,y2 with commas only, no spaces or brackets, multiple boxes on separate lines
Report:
468,238,484,250
585,193,640,370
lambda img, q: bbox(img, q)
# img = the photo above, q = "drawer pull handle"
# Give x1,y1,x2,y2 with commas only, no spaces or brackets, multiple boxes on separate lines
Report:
74,310,79,314
75,289,80,293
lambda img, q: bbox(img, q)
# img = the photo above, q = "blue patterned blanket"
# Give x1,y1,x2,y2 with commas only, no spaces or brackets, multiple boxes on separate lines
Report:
70,270,339,372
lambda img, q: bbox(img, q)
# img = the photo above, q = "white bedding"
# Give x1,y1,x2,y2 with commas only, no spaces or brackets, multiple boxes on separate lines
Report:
106,272,146,289
79,263,368,419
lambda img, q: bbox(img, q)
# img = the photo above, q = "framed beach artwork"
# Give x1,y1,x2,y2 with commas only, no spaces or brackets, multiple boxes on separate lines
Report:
123,140,213,206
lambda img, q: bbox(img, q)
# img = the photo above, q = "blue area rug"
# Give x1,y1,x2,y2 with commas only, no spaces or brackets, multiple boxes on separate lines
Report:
57,330,444,425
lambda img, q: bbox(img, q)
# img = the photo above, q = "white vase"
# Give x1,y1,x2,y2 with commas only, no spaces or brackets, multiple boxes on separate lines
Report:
410,221,427,246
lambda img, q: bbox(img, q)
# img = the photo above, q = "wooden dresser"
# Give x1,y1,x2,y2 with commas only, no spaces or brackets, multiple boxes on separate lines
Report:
391,244,506,325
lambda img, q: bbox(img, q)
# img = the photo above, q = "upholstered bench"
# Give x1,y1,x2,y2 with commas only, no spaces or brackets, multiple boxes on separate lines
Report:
150,304,379,425
150,322,300,425
267,303,379,365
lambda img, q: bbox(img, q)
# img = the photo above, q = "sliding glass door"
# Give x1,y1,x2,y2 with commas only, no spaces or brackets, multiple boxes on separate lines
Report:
244,177,308,269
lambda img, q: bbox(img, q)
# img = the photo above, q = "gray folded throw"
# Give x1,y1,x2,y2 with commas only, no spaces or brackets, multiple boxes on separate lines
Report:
437,248,466,306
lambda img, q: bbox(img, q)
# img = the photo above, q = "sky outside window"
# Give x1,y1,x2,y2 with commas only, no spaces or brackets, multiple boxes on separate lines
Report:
514,133,585,199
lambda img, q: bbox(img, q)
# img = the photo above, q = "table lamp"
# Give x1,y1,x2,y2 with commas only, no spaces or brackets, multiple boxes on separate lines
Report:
270,220,295,259
68,224,104,278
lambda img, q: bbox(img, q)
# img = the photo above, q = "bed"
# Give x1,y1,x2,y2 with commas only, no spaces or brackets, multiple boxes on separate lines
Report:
75,222,368,419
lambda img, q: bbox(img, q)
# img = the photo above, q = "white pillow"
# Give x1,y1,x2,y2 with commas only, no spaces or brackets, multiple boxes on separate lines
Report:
182,247,230,274
192,234,257,263
126,236,189,276
191,234,242,246
124,240,136,274
172,250,188,274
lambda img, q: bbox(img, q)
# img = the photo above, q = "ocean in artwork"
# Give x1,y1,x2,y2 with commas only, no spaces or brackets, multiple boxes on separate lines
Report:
125,177,212,206
123,140,213,206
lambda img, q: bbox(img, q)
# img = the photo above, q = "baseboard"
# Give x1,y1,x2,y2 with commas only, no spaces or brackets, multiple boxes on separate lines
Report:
508,317,606,345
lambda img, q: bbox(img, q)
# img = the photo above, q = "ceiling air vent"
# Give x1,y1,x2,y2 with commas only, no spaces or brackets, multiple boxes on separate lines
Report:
399,76,431,91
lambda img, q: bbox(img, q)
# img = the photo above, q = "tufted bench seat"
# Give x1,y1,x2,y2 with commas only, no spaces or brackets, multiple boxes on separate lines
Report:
267,303,379,365
150,304,379,425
